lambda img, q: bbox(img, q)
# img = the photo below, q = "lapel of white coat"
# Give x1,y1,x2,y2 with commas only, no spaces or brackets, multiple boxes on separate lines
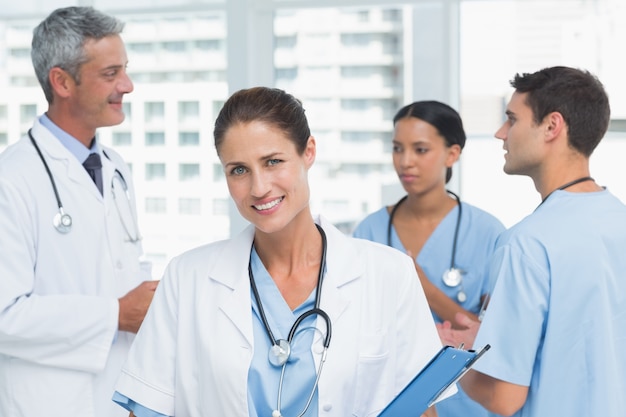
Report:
32,120,103,201
210,225,256,348
316,217,361,331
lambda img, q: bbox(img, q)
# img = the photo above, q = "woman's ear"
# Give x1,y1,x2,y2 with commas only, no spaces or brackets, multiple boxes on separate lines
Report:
303,136,316,168
445,144,462,168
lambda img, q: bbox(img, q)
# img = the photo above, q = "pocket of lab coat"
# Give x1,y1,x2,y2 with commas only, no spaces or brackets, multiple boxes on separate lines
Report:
351,331,392,416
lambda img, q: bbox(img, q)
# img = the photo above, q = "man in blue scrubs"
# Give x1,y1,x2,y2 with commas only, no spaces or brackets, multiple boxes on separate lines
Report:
440,66,626,417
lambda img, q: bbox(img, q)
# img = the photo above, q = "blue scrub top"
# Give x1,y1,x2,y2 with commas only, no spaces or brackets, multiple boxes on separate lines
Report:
353,201,504,322
474,190,626,417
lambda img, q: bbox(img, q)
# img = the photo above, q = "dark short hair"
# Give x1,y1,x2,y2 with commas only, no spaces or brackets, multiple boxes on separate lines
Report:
393,100,466,183
214,87,311,156
511,66,610,156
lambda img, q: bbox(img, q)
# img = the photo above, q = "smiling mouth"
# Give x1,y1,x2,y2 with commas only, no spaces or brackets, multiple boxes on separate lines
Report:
253,197,284,211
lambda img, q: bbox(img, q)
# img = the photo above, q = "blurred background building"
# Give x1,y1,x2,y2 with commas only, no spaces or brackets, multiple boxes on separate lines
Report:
1,0,625,277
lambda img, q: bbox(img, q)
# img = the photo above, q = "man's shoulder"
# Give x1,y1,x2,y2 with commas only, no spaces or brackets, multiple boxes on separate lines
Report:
0,136,36,175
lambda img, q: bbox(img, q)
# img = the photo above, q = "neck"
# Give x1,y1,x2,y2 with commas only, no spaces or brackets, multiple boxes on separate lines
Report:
401,189,457,219
253,219,322,274
540,176,595,204
46,108,96,148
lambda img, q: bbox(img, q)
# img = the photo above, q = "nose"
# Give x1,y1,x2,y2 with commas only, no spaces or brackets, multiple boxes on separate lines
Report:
397,149,414,167
494,123,507,141
250,170,271,198
119,70,134,94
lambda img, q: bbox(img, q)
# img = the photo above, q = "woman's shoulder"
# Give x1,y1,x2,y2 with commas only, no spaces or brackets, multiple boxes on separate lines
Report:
352,206,390,240
461,201,506,231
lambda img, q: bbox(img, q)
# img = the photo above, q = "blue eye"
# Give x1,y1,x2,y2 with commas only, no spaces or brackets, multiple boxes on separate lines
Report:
268,159,281,166
231,166,246,175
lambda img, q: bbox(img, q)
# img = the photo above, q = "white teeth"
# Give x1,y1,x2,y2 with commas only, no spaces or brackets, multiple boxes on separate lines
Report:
254,197,283,210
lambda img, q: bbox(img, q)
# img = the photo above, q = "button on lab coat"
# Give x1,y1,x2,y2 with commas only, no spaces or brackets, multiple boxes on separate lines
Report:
115,218,446,416
0,119,145,417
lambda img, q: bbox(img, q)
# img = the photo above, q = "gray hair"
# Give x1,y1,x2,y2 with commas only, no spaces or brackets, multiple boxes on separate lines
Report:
31,6,124,103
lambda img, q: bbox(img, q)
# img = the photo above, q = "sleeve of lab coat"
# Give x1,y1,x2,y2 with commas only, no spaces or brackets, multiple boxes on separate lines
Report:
0,175,118,373
114,256,179,416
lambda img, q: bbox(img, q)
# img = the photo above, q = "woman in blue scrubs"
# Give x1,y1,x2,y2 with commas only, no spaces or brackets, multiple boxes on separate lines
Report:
353,100,505,417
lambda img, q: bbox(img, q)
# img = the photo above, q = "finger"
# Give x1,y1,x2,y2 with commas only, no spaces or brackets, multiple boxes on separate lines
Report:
455,311,477,328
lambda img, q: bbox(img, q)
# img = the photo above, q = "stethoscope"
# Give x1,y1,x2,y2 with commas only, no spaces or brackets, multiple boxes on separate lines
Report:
28,129,141,242
248,224,332,417
387,190,467,303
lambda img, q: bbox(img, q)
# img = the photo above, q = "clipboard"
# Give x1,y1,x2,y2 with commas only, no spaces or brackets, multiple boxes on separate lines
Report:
378,344,491,417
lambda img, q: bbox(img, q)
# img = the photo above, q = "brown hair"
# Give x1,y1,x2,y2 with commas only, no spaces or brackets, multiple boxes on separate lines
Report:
214,87,311,156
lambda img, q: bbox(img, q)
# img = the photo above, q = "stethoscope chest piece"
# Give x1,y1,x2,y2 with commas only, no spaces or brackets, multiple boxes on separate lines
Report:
442,267,463,287
269,339,291,367
53,209,72,233
443,268,468,303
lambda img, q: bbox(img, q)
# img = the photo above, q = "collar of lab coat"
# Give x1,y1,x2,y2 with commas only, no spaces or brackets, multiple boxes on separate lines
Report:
30,118,108,201
209,215,360,348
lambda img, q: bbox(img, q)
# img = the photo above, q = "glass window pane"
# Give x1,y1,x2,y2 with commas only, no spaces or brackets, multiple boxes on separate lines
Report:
145,163,166,180
213,163,224,182
112,132,132,146
179,163,200,181
145,197,167,214
179,198,201,215
145,102,165,122
178,101,200,122
179,131,199,146
145,132,165,146
20,104,37,123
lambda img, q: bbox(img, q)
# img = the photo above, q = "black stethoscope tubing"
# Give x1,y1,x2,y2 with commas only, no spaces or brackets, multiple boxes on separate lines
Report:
28,129,63,214
248,223,332,353
387,189,462,271
28,128,136,238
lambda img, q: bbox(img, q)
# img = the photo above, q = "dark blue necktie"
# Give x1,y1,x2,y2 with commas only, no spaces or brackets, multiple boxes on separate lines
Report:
83,153,103,195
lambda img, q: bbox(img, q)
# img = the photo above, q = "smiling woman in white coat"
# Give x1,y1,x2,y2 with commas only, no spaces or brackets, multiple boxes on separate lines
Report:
0,7,157,417
113,87,446,417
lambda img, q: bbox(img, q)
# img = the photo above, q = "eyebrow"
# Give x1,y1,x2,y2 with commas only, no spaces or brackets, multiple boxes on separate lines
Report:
101,64,125,71
223,151,284,168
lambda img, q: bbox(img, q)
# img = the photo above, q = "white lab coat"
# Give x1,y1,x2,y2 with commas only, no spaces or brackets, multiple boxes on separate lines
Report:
115,217,447,416
0,118,146,417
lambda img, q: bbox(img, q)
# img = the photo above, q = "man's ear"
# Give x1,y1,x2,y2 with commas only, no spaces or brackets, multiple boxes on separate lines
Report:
544,111,566,143
48,67,75,99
